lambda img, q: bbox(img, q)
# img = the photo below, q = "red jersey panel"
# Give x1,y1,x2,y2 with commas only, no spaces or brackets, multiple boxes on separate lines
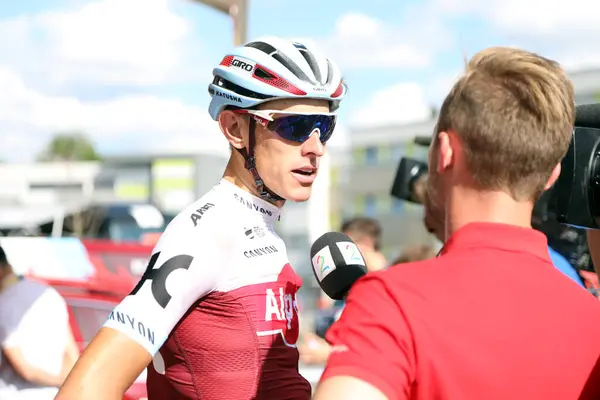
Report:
322,223,600,400
147,264,310,400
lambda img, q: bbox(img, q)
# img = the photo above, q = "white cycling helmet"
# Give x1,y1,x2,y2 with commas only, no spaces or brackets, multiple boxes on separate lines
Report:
208,36,347,120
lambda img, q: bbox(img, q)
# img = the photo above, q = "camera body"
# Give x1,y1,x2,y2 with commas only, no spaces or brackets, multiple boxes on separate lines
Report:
392,104,600,229
547,126,600,229
390,158,428,204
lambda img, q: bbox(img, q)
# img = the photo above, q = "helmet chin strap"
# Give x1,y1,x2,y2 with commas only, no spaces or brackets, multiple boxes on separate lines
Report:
237,118,285,203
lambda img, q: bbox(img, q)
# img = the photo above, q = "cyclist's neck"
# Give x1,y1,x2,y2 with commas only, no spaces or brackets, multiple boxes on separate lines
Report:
222,162,286,209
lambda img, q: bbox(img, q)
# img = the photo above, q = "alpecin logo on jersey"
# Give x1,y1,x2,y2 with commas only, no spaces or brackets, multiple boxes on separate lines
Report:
255,263,301,347
233,193,273,216
244,245,278,258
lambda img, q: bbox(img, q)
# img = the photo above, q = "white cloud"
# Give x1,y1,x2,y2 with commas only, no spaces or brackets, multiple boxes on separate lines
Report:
0,0,226,161
434,0,600,70
0,0,199,88
297,10,453,70
474,0,599,35
0,66,228,162
351,82,433,127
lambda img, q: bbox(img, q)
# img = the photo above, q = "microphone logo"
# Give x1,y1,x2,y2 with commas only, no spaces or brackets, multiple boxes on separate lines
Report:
317,255,330,274
345,244,362,262
336,242,366,267
312,246,336,281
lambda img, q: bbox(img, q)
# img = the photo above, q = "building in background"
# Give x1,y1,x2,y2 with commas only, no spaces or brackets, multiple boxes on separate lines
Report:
571,68,600,105
96,153,228,213
0,153,228,235
330,120,436,261
0,150,330,287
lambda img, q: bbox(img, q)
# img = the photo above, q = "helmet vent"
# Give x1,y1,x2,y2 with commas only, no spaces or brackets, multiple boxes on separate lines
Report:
254,67,273,80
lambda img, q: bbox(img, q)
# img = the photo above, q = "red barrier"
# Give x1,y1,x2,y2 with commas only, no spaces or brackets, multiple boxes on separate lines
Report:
82,240,153,286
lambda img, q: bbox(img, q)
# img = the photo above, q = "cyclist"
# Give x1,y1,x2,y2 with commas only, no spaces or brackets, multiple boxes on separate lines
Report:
55,37,346,400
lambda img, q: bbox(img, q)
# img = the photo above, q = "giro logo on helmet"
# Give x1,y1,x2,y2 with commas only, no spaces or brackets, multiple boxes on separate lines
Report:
231,58,255,72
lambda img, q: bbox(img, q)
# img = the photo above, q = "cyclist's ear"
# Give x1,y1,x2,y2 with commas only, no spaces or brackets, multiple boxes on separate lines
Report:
219,109,249,150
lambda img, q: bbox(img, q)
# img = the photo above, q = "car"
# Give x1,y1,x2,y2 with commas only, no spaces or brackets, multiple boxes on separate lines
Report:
33,276,148,400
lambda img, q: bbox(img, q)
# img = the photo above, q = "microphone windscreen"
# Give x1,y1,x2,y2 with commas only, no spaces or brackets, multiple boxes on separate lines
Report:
310,232,367,300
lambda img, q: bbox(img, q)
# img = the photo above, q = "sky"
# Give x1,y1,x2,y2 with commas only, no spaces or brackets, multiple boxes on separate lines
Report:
0,0,598,161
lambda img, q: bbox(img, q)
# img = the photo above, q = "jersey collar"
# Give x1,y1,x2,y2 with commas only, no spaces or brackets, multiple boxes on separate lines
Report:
218,179,281,223
441,222,550,261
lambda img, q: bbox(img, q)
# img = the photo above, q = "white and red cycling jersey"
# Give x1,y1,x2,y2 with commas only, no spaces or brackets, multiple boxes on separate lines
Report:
103,179,311,400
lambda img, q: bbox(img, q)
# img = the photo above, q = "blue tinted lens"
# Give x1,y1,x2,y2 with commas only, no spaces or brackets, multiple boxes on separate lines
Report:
268,114,337,143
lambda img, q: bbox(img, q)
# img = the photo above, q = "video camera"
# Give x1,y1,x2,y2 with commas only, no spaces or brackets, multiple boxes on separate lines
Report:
390,104,600,271
391,103,600,230
547,104,600,229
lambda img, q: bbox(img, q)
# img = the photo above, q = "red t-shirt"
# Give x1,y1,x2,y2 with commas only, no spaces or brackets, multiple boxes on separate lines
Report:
322,222,600,400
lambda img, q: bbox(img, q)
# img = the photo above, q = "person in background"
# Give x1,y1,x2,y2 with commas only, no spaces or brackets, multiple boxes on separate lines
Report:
389,244,437,266
340,217,387,272
531,201,586,288
0,245,79,399
586,231,600,291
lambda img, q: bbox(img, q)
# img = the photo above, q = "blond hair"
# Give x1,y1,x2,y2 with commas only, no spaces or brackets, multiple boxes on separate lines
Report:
436,47,575,200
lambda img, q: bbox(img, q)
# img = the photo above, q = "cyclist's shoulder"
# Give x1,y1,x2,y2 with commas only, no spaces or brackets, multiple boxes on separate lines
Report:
157,187,241,249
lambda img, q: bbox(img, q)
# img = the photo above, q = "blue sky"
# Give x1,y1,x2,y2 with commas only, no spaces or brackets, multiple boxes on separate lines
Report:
0,0,596,160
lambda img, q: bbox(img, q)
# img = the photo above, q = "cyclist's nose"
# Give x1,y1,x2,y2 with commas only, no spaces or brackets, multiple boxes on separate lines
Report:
301,132,325,157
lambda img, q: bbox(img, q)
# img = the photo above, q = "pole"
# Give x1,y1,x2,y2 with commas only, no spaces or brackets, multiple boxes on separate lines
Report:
231,0,248,46
191,0,248,46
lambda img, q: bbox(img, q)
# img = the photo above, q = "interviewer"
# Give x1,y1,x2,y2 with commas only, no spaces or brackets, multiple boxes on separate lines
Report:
313,47,600,400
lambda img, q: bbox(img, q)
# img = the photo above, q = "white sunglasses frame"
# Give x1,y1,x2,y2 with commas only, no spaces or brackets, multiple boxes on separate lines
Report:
232,109,337,142
235,109,336,124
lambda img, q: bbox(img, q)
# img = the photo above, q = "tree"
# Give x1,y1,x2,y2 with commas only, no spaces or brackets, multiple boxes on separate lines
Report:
37,131,102,162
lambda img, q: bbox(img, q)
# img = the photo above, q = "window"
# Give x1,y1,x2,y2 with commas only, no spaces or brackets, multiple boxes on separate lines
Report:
378,145,390,164
352,147,365,166
353,195,365,215
105,215,170,242
365,194,377,217
377,195,392,214
365,146,378,166
29,182,83,190
68,301,115,344
392,198,405,215
404,141,416,158
415,143,429,161
392,143,405,162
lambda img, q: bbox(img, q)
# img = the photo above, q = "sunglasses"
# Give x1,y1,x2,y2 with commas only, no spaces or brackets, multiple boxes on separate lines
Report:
234,109,337,144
